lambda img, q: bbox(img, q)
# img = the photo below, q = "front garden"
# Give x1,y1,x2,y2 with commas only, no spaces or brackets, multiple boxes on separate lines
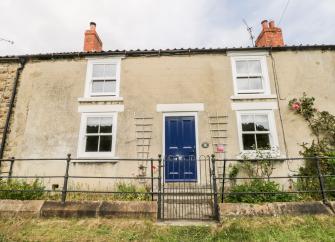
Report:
0,215,334,242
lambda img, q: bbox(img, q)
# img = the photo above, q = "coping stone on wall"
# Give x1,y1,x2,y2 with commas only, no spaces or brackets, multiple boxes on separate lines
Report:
41,201,101,218
329,201,335,212
40,200,158,219
219,201,334,217
0,200,45,217
0,200,158,219
99,201,157,219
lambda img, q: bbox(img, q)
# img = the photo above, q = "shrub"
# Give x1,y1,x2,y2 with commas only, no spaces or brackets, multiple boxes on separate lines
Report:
289,93,335,200
225,179,297,203
295,152,335,200
113,182,150,201
0,179,45,200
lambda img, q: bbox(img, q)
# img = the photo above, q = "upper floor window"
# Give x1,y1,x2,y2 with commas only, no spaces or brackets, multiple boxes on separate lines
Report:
85,58,121,97
230,55,270,95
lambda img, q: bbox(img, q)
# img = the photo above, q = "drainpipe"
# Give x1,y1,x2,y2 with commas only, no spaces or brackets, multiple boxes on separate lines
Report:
269,49,289,158
0,57,26,162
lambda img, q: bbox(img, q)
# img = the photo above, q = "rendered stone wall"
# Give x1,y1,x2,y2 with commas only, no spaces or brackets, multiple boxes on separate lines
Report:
0,49,334,190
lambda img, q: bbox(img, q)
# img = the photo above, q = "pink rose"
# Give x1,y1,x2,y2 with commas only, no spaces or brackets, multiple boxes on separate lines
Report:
291,102,301,111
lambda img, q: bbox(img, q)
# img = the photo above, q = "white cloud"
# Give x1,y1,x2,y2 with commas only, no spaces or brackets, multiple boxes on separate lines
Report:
0,0,334,56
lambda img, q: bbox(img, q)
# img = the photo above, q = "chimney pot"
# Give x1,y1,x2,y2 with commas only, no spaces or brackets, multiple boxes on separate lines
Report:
90,22,96,30
269,20,275,28
84,22,103,52
261,20,269,29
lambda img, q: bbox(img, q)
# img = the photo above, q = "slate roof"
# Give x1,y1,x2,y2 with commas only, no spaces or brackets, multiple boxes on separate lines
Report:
0,45,334,61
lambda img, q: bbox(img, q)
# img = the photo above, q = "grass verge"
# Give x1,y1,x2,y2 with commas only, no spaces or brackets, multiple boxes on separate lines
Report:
0,215,334,241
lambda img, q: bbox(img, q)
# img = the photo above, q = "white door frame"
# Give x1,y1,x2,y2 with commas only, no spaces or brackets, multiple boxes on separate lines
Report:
162,112,200,183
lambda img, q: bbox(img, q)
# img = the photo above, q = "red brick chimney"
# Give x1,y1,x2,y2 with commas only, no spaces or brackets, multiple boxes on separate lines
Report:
83,22,103,52
255,20,284,47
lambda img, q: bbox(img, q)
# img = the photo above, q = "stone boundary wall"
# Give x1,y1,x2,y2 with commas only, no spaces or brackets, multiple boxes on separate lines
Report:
0,62,19,153
0,200,334,220
0,200,157,219
219,202,334,218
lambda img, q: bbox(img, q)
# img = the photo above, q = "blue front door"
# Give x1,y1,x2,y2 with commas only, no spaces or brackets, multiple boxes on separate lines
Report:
165,116,197,181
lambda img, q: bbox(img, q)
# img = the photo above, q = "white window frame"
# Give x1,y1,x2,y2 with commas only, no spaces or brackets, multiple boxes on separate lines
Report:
236,110,279,155
84,58,121,97
77,112,118,158
230,55,270,95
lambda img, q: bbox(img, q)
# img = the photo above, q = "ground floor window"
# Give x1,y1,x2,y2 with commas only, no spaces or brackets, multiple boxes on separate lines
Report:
77,112,117,158
236,110,278,152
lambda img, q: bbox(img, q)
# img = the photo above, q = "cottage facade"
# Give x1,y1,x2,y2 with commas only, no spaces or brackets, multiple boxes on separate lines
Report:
0,22,335,188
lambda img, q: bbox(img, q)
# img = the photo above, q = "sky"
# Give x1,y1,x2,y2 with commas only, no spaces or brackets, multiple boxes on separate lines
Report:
0,0,334,56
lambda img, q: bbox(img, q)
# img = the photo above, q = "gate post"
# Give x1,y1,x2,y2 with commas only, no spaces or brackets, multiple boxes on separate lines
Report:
211,154,220,221
157,154,162,220
8,157,15,179
315,156,327,204
150,158,154,201
61,154,71,204
220,157,226,203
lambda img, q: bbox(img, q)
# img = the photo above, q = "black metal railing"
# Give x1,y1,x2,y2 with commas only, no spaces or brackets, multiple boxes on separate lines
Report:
0,154,334,221
214,156,335,205
0,155,162,205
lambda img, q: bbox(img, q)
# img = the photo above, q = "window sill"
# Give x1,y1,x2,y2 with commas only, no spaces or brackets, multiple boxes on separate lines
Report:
236,150,281,159
231,94,277,100
73,155,119,163
78,96,124,102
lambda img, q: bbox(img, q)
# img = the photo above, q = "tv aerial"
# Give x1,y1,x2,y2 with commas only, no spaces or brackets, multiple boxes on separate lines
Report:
242,19,255,47
0,37,14,45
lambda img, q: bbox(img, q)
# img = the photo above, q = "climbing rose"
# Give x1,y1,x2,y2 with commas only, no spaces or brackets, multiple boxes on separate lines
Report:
291,102,301,111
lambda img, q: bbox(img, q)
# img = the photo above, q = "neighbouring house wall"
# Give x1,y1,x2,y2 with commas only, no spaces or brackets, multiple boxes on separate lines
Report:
0,61,19,154
2,59,88,187
2,50,335,189
4,59,85,157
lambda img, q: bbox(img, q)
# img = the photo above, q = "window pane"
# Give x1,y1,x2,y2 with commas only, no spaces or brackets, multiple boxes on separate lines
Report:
236,61,248,74
100,117,113,133
256,134,270,149
104,80,116,93
242,134,256,150
86,136,99,152
92,80,104,93
248,60,262,74
241,115,255,131
86,117,100,133
104,64,116,77
249,77,263,90
92,64,105,78
255,115,269,131
99,135,112,152
236,77,249,91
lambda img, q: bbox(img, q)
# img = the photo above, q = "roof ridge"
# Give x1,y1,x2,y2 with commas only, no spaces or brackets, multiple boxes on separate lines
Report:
0,45,334,60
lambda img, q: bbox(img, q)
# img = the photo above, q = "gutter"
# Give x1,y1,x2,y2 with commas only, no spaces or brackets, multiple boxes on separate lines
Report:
0,45,334,61
0,57,26,161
